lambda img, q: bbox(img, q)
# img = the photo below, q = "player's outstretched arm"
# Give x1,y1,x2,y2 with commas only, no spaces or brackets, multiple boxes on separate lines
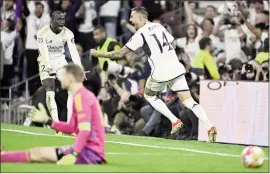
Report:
29,103,75,134
51,119,76,134
90,46,132,59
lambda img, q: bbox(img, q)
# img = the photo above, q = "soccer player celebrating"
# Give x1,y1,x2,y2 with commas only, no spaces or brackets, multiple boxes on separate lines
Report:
37,11,83,124
90,7,217,142
1,64,106,165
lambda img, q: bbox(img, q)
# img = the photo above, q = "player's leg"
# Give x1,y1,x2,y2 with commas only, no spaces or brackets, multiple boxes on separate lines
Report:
38,58,59,122
42,78,59,122
169,75,217,142
0,146,62,163
143,77,182,134
55,62,73,124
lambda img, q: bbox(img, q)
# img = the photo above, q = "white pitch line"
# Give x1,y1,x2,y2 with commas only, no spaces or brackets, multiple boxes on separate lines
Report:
106,152,195,156
1,128,268,160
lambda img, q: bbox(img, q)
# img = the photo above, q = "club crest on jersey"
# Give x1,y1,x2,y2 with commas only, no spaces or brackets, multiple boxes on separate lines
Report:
38,38,43,43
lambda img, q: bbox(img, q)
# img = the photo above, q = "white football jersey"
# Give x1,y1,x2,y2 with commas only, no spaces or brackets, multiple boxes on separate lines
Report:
125,22,185,82
37,25,81,68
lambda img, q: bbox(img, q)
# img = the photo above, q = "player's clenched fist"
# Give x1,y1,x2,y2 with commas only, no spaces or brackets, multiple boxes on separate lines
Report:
90,49,98,57
29,103,50,123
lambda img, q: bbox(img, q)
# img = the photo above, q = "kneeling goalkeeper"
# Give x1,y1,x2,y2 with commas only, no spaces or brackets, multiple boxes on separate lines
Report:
1,63,106,165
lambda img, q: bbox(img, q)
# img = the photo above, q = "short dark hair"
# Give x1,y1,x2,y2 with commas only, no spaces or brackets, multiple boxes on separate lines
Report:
63,63,84,82
199,37,212,50
94,26,106,32
51,10,64,19
131,6,148,18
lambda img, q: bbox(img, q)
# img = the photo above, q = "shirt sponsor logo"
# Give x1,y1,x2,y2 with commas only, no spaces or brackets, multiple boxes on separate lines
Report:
47,45,64,53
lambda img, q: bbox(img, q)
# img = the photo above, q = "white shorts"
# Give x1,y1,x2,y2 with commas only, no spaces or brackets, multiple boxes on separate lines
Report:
145,74,189,92
38,56,67,82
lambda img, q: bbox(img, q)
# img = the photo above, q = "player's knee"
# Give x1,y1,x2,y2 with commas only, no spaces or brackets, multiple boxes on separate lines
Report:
176,90,192,102
29,148,46,162
143,88,157,98
42,79,55,91
144,95,160,108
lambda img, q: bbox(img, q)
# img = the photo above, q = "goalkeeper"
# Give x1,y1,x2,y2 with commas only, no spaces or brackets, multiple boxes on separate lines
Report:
1,64,106,165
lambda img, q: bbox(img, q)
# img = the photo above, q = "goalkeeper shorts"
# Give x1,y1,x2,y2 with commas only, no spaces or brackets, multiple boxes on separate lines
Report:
56,146,106,164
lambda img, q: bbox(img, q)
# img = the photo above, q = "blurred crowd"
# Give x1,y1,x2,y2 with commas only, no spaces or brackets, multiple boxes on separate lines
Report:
0,0,269,140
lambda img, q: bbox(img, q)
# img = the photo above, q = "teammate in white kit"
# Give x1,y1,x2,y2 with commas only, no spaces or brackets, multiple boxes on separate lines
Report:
37,11,83,124
91,7,217,142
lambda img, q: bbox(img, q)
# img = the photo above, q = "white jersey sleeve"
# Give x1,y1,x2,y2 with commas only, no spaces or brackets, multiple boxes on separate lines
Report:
65,28,83,68
125,32,143,51
37,26,50,65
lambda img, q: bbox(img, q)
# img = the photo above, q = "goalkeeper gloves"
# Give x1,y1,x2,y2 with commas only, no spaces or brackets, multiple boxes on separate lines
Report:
57,150,78,165
29,103,52,125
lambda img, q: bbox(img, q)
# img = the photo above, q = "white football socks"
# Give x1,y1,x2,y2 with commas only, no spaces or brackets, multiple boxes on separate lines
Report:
46,91,58,121
146,96,178,123
67,92,73,123
182,97,212,130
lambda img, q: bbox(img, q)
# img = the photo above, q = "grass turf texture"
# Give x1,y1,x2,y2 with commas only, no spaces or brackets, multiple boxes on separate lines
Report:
1,123,269,173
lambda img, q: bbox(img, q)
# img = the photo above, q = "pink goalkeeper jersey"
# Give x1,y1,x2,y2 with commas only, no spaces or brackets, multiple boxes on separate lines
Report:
52,87,105,159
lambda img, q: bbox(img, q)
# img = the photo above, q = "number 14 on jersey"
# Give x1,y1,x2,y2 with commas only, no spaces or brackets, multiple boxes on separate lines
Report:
151,31,173,53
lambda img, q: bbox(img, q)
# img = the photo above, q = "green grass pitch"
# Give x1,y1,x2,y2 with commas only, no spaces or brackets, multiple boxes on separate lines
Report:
0,123,269,172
